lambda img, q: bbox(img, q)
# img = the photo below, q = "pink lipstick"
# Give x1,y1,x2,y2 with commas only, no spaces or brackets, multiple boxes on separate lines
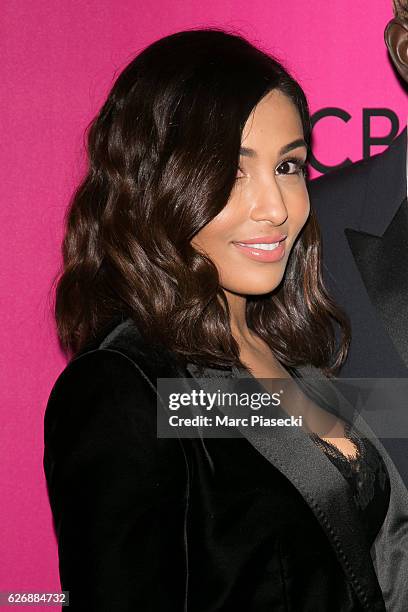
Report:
232,235,287,262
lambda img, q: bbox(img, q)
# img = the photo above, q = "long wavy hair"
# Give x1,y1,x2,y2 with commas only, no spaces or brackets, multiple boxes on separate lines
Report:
54,28,350,376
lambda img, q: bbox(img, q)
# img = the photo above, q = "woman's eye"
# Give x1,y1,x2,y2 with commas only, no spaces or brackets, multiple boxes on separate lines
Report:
236,166,246,179
276,159,306,176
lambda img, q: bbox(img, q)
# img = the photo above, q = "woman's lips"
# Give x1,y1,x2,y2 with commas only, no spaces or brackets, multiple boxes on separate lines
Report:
232,237,287,262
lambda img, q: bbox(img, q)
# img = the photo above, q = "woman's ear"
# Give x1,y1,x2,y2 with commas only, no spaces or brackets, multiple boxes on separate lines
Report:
385,17,408,83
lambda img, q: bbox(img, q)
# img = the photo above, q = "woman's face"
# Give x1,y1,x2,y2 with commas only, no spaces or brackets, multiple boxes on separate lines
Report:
191,89,310,296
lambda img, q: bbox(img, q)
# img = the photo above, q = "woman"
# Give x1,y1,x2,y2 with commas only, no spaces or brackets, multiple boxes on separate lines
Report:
44,29,408,611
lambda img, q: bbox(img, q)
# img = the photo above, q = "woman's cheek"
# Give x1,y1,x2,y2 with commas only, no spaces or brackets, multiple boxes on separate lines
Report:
293,190,310,231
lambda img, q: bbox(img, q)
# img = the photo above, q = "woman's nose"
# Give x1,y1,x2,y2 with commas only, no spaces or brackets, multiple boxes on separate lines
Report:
249,182,288,226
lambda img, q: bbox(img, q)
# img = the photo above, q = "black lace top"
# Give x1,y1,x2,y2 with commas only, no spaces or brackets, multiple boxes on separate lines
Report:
231,363,391,546
310,423,391,546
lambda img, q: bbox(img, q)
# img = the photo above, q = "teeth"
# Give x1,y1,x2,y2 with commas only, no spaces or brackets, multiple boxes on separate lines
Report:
237,242,280,250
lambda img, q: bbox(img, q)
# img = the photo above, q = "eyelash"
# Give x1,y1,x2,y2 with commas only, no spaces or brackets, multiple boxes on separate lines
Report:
276,157,307,176
236,156,307,179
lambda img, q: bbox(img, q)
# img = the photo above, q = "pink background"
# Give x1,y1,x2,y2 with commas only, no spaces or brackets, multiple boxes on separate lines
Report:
1,0,406,606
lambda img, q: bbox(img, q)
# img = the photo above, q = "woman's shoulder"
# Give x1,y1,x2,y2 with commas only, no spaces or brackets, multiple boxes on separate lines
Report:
43,321,189,518
47,346,153,408
49,316,179,399
44,351,153,448
72,315,178,377
44,317,181,447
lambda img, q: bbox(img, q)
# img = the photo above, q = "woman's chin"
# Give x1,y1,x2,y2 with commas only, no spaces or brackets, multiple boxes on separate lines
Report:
225,275,285,297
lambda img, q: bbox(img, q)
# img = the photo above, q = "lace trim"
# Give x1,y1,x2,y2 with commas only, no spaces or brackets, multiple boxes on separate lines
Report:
310,422,362,464
310,424,389,511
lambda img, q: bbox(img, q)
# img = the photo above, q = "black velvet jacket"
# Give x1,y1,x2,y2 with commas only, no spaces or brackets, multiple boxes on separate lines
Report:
43,317,408,611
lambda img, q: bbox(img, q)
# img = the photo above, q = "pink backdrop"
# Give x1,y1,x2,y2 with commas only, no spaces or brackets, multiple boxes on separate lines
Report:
1,0,406,606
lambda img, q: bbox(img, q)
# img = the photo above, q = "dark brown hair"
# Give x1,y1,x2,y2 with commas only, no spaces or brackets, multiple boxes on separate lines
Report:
393,0,408,20
53,28,350,375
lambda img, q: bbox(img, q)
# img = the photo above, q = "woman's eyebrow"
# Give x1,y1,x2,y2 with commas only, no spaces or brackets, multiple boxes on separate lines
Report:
239,138,307,158
279,139,307,155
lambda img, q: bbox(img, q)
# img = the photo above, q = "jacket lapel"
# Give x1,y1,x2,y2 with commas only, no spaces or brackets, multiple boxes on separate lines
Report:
345,198,408,369
343,128,408,371
297,364,408,612
352,128,406,237
184,361,385,611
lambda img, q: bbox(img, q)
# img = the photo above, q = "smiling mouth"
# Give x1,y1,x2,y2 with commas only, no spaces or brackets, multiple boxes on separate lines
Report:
232,237,287,262
233,241,282,251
